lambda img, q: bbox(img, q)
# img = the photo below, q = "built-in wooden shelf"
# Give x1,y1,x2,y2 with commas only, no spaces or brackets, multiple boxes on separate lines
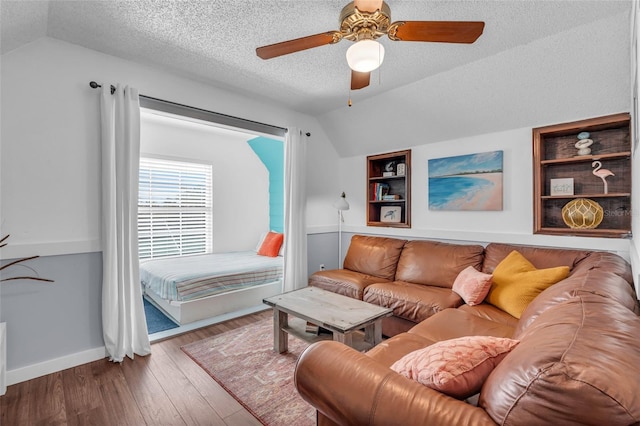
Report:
533,113,632,238
367,149,411,228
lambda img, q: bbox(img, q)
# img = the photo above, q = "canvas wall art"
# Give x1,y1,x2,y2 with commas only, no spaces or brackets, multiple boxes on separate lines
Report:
428,150,503,211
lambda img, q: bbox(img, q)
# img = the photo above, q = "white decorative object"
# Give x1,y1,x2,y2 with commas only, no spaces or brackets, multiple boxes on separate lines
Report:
550,178,574,196
397,163,406,176
575,131,593,156
592,160,615,194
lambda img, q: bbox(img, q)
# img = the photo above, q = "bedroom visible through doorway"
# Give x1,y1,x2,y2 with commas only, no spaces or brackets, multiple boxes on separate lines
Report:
139,106,285,340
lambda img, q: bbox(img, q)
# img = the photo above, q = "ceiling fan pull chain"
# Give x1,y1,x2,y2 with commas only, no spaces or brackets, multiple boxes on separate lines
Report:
348,88,352,107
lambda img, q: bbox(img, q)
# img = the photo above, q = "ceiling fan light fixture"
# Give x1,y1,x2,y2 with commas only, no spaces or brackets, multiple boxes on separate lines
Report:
346,39,385,72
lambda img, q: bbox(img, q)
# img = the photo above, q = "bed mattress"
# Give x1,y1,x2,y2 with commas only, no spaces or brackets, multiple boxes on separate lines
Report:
140,251,283,302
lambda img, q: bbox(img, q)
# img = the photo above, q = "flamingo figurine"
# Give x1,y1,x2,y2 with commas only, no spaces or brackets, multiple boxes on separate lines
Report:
592,161,615,194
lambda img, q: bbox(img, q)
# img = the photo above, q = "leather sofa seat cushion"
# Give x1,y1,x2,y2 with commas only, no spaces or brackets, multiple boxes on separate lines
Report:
366,332,436,367
458,303,519,328
409,308,515,342
343,235,406,281
482,242,590,274
308,269,388,300
364,281,463,323
394,240,484,288
480,294,640,425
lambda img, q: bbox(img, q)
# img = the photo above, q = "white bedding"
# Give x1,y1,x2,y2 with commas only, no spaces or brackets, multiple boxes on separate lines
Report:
140,251,283,302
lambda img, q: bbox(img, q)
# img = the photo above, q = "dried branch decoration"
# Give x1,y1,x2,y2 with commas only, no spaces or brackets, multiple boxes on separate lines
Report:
0,235,54,283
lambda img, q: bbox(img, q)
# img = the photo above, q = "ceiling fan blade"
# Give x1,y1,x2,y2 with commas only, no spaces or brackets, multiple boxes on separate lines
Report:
256,31,341,59
390,21,485,43
351,70,370,90
354,0,383,12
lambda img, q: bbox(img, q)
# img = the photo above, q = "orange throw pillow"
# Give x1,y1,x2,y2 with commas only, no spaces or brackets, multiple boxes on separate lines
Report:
257,232,284,257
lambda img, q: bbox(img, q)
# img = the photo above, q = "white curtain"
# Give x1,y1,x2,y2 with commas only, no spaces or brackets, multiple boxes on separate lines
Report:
100,84,151,362
283,128,308,292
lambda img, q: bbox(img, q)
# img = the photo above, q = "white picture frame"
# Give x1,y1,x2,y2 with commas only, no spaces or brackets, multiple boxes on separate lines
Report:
380,206,401,223
550,178,574,196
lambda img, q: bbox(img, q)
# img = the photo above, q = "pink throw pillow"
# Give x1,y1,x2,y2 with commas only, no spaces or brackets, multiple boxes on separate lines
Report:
390,336,519,399
452,266,493,306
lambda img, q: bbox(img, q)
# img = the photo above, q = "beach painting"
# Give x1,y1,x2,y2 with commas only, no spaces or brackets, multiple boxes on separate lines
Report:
428,150,503,211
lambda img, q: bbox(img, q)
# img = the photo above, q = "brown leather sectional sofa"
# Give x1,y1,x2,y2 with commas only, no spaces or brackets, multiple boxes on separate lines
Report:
295,235,640,425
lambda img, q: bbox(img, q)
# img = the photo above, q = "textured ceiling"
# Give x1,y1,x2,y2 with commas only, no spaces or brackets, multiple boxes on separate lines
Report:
1,0,632,117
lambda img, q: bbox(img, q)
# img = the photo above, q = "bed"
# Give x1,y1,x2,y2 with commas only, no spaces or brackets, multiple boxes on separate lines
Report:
141,251,283,324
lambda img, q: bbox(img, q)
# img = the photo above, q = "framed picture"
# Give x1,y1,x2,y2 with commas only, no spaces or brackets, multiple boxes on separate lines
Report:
428,150,503,211
380,206,401,223
550,178,574,196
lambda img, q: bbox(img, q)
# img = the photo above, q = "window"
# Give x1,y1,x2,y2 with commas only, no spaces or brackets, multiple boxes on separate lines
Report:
138,157,213,260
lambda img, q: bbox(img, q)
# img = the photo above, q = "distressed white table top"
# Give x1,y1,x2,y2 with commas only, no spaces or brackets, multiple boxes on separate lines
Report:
264,287,392,333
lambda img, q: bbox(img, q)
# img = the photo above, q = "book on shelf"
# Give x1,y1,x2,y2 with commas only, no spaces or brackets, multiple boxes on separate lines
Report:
372,183,390,201
382,194,401,200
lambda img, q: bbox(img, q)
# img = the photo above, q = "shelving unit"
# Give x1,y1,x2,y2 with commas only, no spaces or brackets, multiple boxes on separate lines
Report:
533,113,632,238
367,149,411,228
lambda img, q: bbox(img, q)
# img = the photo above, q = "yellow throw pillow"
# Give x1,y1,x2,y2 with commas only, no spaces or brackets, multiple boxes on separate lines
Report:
487,250,570,318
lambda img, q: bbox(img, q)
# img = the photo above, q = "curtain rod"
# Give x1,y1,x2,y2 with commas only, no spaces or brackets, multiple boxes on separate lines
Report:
88,81,308,137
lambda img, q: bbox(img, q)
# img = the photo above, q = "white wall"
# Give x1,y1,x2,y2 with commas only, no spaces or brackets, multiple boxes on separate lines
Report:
0,37,341,260
337,126,631,257
0,37,340,381
140,112,270,252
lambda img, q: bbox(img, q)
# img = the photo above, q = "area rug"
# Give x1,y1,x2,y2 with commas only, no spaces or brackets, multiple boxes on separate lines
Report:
181,317,315,426
143,298,179,334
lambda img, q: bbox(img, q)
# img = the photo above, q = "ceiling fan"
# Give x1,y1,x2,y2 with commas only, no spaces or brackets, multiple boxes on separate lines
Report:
256,0,485,91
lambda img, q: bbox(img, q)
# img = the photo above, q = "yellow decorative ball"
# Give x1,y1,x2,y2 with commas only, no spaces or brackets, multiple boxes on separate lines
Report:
561,198,604,229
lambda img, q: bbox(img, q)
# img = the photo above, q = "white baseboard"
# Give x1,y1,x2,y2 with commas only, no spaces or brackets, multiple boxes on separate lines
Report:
5,304,273,387
6,346,107,387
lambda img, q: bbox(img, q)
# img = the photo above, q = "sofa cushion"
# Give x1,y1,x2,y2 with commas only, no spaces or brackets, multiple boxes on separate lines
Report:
482,242,589,274
452,266,493,306
486,250,569,319
343,235,406,281
308,269,389,300
458,304,519,329
394,240,484,288
514,264,639,337
366,332,436,367
364,281,463,323
409,308,515,342
480,294,640,425
391,336,519,399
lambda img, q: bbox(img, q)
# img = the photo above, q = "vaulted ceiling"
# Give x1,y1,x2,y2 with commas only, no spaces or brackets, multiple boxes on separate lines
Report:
1,1,633,156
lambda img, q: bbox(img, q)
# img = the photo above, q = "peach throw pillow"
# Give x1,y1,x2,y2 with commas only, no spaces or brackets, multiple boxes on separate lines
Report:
452,266,493,306
390,336,519,399
486,250,570,318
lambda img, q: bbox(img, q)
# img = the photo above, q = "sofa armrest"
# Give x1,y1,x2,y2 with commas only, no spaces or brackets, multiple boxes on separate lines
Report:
294,341,496,426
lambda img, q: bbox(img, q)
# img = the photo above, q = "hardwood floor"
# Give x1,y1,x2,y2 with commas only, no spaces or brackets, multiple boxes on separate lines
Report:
0,310,272,426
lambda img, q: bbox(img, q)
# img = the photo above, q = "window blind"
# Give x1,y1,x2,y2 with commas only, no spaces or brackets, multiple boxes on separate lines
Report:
138,157,213,260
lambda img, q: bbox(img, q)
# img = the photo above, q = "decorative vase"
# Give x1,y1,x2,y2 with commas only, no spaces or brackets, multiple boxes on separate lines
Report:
561,198,604,229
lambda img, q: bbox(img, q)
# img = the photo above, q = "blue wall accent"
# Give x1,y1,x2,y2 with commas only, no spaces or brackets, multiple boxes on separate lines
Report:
248,137,284,233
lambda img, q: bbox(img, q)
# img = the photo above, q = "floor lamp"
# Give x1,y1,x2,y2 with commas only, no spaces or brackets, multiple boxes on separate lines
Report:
333,192,350,267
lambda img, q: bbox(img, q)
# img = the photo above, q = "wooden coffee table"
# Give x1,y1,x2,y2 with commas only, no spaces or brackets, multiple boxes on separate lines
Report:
263,286,393,353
